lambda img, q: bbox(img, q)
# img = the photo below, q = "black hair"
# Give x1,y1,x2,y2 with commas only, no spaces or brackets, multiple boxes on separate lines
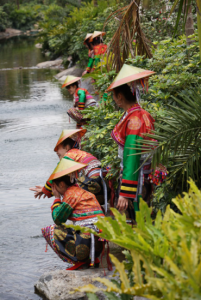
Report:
92,36,102,46
53,175,75,187
113,84,136,103
85,40,93,50
66,82,79,89
61,137,79,150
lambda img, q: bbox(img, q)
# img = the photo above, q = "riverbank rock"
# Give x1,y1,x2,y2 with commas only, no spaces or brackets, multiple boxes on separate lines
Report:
35,43,42,49
35,268,113,300
37,59,63,68
55,66,84,80
35,268,149,300
0,28,22,40
35,242,124,300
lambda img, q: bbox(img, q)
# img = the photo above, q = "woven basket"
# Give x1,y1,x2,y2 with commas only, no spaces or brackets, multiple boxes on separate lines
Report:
67,107,83,123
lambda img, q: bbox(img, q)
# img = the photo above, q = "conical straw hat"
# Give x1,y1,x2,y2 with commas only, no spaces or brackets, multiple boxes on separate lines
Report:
106,64,155,92
89,31,106,42
48,158,86,181
84,33,93,44
62,76,81,89
54,129,87,152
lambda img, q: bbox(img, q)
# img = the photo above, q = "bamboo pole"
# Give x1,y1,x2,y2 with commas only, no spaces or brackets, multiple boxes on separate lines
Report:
197,0,201,61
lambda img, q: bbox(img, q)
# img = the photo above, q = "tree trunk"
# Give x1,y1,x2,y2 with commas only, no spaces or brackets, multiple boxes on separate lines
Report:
184,3,194,45
93,0,98,7
16,0,19,9
197,0,201,61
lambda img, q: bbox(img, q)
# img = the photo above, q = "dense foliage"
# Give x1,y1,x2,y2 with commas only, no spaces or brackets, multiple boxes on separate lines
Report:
126,31,201,105
0,0,89,32
1,2,46,31
71,179,201,300
0,6,9,31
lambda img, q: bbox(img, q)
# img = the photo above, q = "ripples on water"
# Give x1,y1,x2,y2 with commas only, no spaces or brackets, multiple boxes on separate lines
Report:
0,36,75,299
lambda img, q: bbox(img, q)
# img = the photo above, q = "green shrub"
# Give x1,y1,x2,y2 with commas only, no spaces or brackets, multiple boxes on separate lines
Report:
126,31,201,106
10,7,35,30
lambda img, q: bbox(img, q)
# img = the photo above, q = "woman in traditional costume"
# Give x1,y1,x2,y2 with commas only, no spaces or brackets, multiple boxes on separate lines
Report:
62,75,97,128
88,31,107,72
30,129,107,205
106,64,155,222
82,33,94,76
41,158,105,270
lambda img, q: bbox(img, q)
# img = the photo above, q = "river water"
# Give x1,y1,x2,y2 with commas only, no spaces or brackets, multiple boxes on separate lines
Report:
0,36,75,299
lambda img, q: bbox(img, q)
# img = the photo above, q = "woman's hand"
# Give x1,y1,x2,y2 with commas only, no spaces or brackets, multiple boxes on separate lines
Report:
29,186,47,199
82,70,87,76
52,183,61,199
117,196,128,211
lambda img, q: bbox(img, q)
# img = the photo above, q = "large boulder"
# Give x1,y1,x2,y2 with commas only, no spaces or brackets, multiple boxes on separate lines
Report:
55,66,84,80
81,77,97,98
35,268,149,300
35,268,113,300
35,242,124,300
37,59,63,68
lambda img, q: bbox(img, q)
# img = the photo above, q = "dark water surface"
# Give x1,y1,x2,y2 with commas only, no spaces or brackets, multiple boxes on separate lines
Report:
0,37,75,299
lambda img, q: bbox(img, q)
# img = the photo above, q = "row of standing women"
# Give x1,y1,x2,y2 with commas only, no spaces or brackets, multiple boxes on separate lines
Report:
30,30,156,270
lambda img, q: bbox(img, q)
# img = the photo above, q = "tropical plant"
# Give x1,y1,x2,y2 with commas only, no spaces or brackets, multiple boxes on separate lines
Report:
104,0,152,72
70,179,201,300
136,86,201,195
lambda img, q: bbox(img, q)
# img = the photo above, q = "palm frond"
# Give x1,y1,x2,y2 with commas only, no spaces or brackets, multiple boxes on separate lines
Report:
138,87,201,188
103,0,152,72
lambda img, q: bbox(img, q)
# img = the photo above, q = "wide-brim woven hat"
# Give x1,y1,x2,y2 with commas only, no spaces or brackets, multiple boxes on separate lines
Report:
84,33,93,44
54,129,87,152
89,31,106,42
48,158,86,181
62,76,81,89
106,64,155,92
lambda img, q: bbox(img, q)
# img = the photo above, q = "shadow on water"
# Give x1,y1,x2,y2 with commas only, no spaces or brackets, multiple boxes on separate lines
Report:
0,36,75,300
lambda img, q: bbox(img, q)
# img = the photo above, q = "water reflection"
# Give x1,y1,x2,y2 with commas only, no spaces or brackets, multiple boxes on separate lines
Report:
0,36,46,69
0,37,75,299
